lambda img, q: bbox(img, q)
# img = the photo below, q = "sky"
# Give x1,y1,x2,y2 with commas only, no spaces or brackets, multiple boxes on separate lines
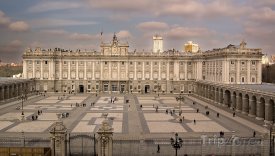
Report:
0,0,275,62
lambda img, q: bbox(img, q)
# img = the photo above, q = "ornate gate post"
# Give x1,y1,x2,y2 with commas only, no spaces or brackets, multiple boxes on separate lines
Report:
49,121,67,156
97,116,113,156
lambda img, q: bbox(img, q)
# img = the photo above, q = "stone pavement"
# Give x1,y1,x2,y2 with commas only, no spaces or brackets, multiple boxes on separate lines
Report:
0,93,268,139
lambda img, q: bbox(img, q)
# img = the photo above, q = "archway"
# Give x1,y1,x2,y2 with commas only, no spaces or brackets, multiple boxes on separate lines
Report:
256,97,265,120
249,96,257,117
224,90,231,107
266,99,275,122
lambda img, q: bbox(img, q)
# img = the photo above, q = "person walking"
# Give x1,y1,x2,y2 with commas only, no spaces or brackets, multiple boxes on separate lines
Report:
233,112,236,117
157,144,160,153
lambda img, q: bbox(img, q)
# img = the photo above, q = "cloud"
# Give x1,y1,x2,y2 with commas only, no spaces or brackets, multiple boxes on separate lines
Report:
137,21,169,31
30,19,97,28
86,0,150,12
8,21,30,32
0,10,10,25
0,40,24,62
166,26,213,40
41,29,67,35
69,33,97,40
249,7,275,24
116,30,132,39
28,1,82,13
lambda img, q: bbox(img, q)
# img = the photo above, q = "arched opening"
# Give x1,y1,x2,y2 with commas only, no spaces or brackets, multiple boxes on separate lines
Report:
211,87,215,101
250,96,257,117
257,97,265,120
267,99,275,123
243,94,249,114
225,90,231,107
232,92,237,109
220,89,223,104
237,93,243,111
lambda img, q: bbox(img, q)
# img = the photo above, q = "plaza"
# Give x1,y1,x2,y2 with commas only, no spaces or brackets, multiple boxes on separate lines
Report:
0,93,267,138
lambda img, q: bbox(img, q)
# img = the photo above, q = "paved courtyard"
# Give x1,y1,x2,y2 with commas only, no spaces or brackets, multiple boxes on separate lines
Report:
0,93,268,138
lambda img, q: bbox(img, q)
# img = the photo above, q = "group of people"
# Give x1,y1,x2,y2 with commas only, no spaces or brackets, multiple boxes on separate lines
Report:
31,110,43,121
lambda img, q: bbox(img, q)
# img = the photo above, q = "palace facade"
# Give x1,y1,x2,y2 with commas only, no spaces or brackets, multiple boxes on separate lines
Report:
22,35,262,94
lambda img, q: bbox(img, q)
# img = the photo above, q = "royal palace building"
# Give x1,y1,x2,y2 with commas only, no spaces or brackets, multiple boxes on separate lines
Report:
22,34,262,94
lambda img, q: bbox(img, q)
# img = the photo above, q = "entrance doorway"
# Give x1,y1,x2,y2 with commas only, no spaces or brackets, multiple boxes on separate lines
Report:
79,85,84,93
145,85,150,94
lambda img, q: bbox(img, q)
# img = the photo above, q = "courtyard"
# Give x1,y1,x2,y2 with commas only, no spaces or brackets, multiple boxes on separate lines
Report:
0,93,268,139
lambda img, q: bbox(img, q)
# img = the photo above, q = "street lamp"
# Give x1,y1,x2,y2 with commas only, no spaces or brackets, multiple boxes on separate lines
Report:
18,92,27,120
176,94,184,111
170,133,183,156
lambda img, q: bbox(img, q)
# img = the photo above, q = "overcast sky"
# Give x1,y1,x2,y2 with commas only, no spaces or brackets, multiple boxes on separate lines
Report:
0,0,275,62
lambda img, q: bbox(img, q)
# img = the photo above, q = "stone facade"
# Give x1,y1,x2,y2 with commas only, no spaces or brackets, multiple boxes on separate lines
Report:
22,35,262,93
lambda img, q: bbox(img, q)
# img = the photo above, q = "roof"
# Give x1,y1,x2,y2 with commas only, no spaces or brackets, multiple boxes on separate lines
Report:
232,83,275,94
0,77,32,86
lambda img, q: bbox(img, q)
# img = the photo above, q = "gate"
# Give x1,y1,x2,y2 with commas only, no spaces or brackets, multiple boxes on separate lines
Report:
68,133,96,156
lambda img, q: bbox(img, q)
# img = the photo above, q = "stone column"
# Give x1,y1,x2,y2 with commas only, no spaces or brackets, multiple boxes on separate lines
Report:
84,61,87,80
242,96,249,115
23,60,27,78
134,62,137,80
231,94,236,109
97,117,113,156
76,61,79,80
236,95,242,112
142,62,145,80
59,61,62,80
249,99,256,117
236,60,240,84
40,60,43,80
265,103,273,123
257,61,262,83
256,101,264,120
158,61,161,80
92,61,95,80
184,62,187,80
150,62,153,80
247,60,251,83
49,121,67,156
166,61,169,80
68,61,71,80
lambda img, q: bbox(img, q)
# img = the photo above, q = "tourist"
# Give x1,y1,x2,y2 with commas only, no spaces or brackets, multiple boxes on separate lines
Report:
253,131,256,137
233,112,236,117
194,119,196,124
196,108,199,113
166,109,168,114
157,144,160,153
217,113,219,118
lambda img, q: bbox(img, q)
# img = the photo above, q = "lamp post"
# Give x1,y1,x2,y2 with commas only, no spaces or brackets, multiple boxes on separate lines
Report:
18,92,27,120
176,94,184,111
170,133,183,156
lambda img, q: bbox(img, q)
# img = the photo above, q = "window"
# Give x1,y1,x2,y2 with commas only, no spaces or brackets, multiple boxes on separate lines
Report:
202,61,205,65
241,61,245,65
252,61,256,65
122,61,124,65
188,62,191,65
80,61,83,65
130,62,132,65
28,61,32,64
45,61,48,64
180,62,183,65
170,62,173,65
154,62,158,65
72,61,75,65
146,62,149,65
64,61,67,65
105,62,108,65
162,62,166,65
36,61,40,64
138,62,141,65
231,61,234,65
